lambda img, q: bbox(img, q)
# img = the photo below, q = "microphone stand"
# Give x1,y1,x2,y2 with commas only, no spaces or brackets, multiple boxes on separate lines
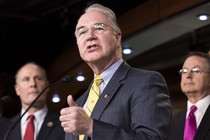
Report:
3,75,72,140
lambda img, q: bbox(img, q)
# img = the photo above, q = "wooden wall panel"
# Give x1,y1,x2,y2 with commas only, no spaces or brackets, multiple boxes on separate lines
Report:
159,0,207,18
118,0,160,38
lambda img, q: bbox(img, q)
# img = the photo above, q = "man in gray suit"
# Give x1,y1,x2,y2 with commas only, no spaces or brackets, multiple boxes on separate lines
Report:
60,3,171,140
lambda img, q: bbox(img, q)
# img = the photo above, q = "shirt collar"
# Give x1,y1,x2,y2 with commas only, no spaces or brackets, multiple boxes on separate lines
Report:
21,106,48,123
95,59,123,86
187,95,210,114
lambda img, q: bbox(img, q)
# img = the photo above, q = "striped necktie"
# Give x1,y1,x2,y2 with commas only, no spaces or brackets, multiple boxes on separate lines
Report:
79,75,103,140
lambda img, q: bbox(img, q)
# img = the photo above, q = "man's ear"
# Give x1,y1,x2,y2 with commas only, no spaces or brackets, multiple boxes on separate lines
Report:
116,33,122,47
14,85,20,96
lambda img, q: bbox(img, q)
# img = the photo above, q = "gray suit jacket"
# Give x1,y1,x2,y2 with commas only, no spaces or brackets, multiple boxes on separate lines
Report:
66,62,171,140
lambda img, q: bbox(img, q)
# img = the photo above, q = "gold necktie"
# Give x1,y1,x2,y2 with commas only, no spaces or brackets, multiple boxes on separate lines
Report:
79,75,103,140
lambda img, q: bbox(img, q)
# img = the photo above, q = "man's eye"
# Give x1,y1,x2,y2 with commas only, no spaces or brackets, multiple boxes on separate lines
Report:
22,78,29,82
95,26,105,30
36,77,44,81
192,68,201,73
78,31,87,36
182,69,188,73
77,28,87,36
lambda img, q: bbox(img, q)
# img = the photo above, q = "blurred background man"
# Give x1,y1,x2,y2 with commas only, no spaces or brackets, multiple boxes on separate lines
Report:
170,51,210,140
5,62,65,140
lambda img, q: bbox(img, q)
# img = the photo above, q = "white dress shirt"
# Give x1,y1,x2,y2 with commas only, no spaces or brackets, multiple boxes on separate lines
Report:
186,95,210,128
21,106,47,139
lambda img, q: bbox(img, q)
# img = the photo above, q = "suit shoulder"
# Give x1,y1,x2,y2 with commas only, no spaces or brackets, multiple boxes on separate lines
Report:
128,67,166,82
130,67,163,75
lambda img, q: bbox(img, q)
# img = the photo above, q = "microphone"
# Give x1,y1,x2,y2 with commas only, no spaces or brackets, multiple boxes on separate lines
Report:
3,75,72,140
0,95,12,103
50,75,73,86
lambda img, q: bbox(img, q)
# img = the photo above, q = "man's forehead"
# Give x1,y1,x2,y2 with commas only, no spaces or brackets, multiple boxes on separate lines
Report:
77,11,108,27
184,56,208,67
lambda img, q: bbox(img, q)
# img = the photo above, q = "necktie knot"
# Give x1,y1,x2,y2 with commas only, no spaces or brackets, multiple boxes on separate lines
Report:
94,75,103,86
190,105,197,114
28,115,35,121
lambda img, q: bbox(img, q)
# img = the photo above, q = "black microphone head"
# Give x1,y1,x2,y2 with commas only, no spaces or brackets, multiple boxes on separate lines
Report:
49,75,73,87
0,95,12,103
61,75,73,84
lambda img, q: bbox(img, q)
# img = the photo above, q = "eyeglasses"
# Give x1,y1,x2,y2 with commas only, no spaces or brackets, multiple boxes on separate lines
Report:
75,23,117,39
178,67,210,75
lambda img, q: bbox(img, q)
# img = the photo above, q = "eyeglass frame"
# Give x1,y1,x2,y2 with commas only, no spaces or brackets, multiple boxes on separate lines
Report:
178,67,210,75
75,22,118,39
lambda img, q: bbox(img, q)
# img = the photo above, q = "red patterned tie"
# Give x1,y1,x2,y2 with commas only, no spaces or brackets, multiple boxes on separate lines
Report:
23,115,35,140
184,105,197,140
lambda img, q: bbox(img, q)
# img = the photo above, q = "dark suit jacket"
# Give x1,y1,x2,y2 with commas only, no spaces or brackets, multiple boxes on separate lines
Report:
0,116,10,140
5,110,65,140
169,104,210,140
66,62,171,140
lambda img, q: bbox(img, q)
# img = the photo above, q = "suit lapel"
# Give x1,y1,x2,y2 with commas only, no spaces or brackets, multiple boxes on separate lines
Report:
37,110,57,139
8,114,22,140
91,62,129,119
170,109,186,140
194,104,210,139
176,110,186,140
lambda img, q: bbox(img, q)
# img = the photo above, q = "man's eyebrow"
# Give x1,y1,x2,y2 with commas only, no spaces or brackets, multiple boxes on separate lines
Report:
76,26,85,31
192,65,201,68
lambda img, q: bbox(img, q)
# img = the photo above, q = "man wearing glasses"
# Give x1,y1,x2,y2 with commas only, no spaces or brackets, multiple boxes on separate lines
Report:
170,51,210,140
60,3,171,140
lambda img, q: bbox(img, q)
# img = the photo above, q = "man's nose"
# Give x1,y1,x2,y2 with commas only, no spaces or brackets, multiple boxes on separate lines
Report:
29,79,37,86
186,70,193,78
86,29,96,41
